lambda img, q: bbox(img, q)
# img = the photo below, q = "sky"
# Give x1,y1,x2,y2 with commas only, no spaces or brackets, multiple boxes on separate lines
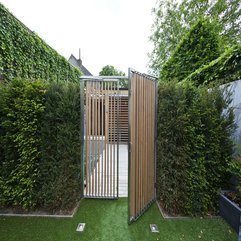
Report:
1,0,157,76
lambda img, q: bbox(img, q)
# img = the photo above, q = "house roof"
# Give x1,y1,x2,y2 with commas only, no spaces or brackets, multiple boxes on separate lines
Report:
68,54,92,76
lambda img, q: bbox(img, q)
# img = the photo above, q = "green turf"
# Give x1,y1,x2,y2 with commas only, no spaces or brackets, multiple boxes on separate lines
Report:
0,198,237,241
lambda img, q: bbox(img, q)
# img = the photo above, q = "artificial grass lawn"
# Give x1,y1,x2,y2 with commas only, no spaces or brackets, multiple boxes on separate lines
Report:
0,198,237,241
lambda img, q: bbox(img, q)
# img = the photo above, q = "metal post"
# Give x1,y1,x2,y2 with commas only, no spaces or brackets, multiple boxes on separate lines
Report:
128,68,132,223
80,80,85,198
117,79,120,199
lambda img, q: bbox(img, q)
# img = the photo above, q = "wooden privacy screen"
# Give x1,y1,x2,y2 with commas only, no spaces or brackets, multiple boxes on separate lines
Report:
85,80,119,198
115,94,128,143
128,70,157,222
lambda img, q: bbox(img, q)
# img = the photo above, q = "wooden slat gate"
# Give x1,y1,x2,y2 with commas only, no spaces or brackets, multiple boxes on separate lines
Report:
128,69,157,223
81,76,130,199
84,78,121,199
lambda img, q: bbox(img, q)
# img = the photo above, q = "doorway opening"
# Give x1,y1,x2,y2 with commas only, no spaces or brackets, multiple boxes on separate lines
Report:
80,69,157,223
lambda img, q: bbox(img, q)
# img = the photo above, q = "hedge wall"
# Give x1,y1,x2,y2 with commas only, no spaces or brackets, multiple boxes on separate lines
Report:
157,82,235,215
0,79,82,212
0,79,46,209
160,19,220,82
0,3,80,81
183,45,241,86
37,81,82,212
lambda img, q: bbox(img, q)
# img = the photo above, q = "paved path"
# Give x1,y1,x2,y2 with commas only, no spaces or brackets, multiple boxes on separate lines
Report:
84,143,128,197
118,144,128,197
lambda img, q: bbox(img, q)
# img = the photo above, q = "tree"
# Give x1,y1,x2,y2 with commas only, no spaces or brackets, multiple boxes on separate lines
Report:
149,0,241,75
99,65,128,88
160,18,221,82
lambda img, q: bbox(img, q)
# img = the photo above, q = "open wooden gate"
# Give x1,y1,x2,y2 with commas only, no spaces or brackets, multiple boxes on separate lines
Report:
128,69,157,223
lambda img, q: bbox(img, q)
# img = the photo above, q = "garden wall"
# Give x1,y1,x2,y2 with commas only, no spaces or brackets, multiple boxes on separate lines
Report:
225,79,241,144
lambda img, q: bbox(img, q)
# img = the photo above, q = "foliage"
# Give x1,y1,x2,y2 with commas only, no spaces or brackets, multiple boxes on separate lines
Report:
150,0,241,74
37,81,82,212
0,3,80,82
183,45,241,86
228,139,241,196
160,18,221,82
99,65,128,88
0,79,82,211
0,3,82,212
157,81,235,215
0,79,46,209
228,159,241,196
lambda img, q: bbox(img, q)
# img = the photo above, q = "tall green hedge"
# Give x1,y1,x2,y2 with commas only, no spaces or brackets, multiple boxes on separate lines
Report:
184,45,241,86
160,19,220,82
0,79,46,208
157,82,235,215
0,3,80,81
0,79,82,211
37,81,82,212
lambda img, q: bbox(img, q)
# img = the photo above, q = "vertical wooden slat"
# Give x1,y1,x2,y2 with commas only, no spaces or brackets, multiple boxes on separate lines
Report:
113,85,116,197
152,81,155,198
151,82,154,200
90,82,94,196
116,82,119,197
104,82,107,197
143,77,147,207
110,82,113,197
147,80,150,202
148,80,151,202
101,81,104,196
97,81,100,196
139,75,143,213
107,82,110,196
134,75,140,215
94,81,98,196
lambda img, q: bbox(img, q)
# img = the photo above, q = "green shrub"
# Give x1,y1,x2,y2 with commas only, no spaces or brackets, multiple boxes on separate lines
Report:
0,3,80,81
160,18,220,82
157,82,235,215
184,45,241,86
37,81,82,212
0,79,46,208
0,79,82,211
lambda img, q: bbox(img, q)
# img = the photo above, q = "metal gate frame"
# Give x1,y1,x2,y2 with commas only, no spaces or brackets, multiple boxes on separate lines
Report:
128,68,158,223
80,76,127,199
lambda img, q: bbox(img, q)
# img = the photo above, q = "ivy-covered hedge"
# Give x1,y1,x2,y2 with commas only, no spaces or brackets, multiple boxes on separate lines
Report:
160,19,220,82
157,82,235,215
184,45,241,86
0,79,82,212
0,3,80,81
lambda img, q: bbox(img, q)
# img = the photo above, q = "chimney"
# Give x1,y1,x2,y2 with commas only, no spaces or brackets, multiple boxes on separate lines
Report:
78,48,82,67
